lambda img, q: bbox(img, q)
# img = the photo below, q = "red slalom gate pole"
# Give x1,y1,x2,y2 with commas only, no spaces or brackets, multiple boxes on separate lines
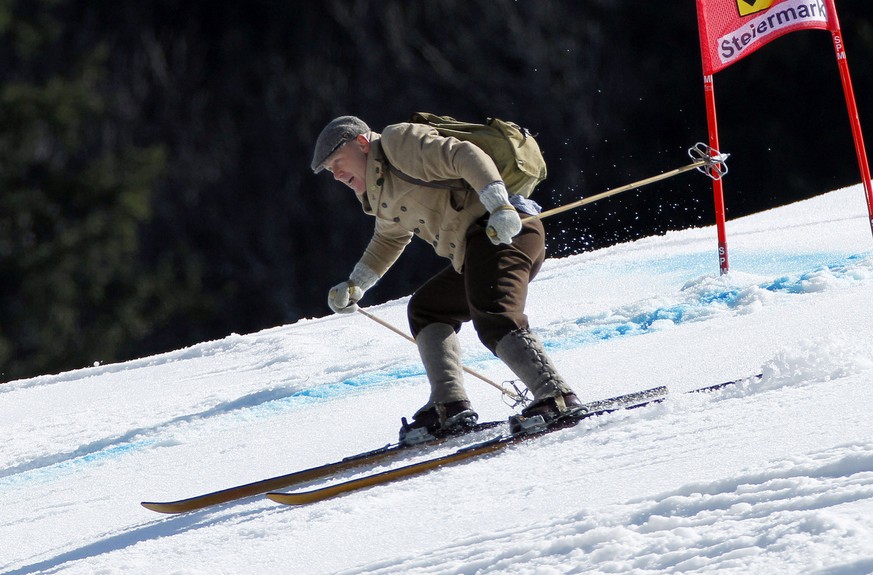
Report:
703,74,730,275
824,0,873,236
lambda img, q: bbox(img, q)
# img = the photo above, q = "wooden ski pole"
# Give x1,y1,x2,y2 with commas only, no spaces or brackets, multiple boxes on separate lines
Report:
355,308,524,403
530,144,728,222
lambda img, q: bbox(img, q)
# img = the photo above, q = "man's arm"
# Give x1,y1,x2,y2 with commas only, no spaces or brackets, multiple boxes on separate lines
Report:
380,123,502,193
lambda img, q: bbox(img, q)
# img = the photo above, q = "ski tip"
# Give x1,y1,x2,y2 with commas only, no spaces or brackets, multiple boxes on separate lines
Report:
141,501,186,514
264,491,302,505
690,373,763,394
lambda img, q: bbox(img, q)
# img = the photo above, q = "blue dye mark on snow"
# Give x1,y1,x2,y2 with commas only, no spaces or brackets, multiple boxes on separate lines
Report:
543,253,872,352
340,365,425,388
0,439,158,490
698,288,740,305
733,252,852,277
278,365,425,404
630,251,851,281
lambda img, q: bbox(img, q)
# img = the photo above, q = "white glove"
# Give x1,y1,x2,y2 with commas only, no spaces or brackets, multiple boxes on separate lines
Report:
328,262,380,314
478,181,522,245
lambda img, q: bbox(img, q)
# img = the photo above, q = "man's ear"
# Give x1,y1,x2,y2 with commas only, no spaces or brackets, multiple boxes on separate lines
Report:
355,133,371,153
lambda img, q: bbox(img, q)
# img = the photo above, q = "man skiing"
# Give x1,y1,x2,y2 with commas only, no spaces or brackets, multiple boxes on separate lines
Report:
311,115,582,443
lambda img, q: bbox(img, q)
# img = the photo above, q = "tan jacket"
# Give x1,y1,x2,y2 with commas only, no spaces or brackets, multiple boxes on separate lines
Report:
356,122,502,275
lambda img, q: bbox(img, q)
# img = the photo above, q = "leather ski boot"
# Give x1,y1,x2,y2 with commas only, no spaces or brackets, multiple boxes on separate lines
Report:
399,323,478,445
495,328,585,434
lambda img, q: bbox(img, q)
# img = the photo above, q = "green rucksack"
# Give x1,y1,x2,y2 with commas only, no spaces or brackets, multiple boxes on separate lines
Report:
387,112,547,198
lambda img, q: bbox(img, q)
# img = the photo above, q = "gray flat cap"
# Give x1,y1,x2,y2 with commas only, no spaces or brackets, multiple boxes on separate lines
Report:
311,115,370,173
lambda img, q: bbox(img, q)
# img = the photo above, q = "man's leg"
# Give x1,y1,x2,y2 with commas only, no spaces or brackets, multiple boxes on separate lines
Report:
402,268,477,442
462,218,546,352
464,218,582,419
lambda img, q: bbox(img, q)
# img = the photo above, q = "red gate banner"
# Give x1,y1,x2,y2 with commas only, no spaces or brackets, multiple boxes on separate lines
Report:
697,0,832,75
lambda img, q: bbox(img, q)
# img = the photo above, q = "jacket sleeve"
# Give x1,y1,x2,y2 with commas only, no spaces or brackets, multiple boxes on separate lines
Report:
380,123,502,193
357,218,414,278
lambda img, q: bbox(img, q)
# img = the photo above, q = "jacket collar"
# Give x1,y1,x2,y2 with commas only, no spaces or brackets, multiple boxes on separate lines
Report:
358,133,385,214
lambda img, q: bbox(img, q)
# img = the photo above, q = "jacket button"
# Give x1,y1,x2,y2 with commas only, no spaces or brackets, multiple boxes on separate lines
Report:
414,228,420,234
381,202,388,208
393,217,401,223
419,219,425,224
400,206,407,212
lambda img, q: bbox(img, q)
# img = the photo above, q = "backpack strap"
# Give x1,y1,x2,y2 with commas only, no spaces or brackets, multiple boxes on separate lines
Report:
375,128,471,192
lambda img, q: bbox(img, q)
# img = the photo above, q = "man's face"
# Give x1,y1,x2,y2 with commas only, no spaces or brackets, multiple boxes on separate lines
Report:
324,135,370,196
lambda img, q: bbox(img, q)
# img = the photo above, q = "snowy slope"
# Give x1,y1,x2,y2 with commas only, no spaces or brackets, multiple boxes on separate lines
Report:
3,184,873,575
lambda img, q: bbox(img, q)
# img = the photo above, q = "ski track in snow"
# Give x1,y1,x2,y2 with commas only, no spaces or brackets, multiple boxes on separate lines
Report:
2,252,871,490
336,441,873,575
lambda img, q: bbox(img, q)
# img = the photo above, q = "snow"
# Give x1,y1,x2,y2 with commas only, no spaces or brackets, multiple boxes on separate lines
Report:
3,184,873,574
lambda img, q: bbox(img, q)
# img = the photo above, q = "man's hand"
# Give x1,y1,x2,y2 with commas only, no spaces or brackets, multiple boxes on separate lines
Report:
485,207,523,245
479,182,522,245
328,281,364,314
327,262,380,314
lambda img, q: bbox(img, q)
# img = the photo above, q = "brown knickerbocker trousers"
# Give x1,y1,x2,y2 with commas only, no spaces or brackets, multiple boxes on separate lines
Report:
408,217,546,353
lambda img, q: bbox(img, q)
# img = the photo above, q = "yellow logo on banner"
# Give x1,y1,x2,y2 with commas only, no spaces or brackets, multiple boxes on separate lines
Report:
737,0,775,17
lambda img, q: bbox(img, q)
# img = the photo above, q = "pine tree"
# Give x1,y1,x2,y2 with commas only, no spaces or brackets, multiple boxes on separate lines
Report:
0,0,166,381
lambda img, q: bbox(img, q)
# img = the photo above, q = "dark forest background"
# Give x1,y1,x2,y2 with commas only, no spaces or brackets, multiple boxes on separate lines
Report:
1,1,871,382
